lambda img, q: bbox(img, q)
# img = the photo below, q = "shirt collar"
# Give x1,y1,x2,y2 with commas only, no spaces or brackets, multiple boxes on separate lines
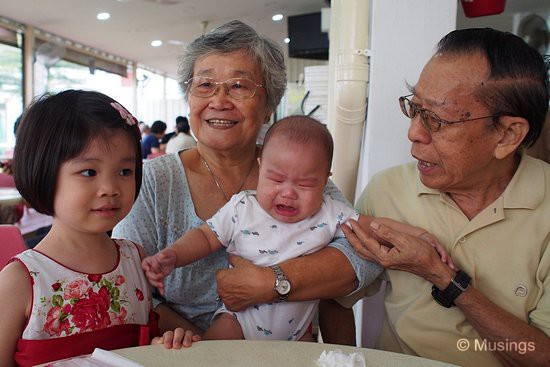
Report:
415,154,545,210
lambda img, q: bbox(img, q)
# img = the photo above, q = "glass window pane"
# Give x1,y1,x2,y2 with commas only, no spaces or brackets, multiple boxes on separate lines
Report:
34,59,133,114
136,68,187,131
0,41,23,158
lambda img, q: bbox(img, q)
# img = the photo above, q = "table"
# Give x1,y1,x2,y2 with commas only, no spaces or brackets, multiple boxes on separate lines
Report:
110,340,458,367
0,187,22,206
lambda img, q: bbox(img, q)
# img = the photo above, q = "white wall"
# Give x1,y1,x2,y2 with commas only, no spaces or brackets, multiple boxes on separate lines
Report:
355,0,457,197
353,0,457,347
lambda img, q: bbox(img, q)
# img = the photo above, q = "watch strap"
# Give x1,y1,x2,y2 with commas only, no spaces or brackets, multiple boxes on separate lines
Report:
270,264,290,301
431,270,471,308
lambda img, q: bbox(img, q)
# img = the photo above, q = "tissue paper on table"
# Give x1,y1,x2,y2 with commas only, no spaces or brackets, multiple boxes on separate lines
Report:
45,348,144,367
315,349,366,367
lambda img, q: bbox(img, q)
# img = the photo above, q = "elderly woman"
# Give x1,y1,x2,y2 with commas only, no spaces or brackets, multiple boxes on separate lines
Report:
342,28,550,366
113,20,378,338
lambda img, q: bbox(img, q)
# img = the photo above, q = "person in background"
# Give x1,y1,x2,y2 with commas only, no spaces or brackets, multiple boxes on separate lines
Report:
0,90,196,367
139,122,151,140
0,116,21,224
342,28,550,366
0,115,21,178
165,116,196,154
141,120,166,159
0,115,52,245
112,20,381,342
159,119,178,152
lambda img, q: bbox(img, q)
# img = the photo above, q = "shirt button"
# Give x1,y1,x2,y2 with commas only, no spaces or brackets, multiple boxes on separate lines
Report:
458,237,467,243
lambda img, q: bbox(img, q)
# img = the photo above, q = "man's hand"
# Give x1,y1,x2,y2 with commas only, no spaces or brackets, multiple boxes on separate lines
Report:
215,255,274,311
341,219,454,288
142,249,177,295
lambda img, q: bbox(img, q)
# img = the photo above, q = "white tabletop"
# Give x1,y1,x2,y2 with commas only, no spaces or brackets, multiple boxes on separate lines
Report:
0,187,22,206
110,340,458,367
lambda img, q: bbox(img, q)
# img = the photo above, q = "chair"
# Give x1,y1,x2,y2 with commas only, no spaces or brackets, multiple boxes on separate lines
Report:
146,152,166,160
0,172,16,188
0,224,27,269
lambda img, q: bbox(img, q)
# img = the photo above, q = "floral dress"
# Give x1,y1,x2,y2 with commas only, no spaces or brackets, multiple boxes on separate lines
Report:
12,239,158,367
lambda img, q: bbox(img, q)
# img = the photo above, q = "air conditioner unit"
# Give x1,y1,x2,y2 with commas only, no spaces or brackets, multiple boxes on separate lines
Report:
513,13,549,55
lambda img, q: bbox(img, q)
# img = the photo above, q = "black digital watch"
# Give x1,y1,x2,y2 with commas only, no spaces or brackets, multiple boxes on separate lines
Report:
431,270,471,308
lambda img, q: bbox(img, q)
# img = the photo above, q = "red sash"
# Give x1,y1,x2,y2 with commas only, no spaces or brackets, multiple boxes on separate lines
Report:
14,310,159,367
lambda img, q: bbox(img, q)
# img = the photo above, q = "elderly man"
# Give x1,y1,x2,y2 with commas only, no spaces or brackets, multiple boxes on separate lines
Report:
342,28,550,366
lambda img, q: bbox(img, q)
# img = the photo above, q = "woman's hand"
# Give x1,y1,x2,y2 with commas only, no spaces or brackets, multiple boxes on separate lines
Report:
151,327,201,349
215,255,275,311
341,219,455,288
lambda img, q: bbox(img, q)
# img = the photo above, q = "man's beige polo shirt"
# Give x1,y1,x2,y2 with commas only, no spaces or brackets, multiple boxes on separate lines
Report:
356,155,550,367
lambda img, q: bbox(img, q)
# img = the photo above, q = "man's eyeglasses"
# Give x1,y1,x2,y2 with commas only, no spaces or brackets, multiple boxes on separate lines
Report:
399,94,499,132
184,76,264,100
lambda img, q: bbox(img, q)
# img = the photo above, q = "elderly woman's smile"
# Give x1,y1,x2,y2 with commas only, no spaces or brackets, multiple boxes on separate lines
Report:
206,118,239,128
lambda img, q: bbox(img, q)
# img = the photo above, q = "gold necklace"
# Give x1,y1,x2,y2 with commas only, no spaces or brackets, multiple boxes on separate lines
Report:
198,153,255,202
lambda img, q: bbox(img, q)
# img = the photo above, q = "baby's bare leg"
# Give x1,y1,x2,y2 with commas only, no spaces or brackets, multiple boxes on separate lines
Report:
203,313,244,340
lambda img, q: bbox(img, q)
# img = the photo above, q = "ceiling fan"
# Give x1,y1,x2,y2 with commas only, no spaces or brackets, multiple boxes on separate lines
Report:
35,42,66,68
517,14,549,55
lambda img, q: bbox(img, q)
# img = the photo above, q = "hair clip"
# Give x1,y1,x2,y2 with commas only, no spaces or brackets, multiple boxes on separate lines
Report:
110,102,138,126
110,102,141,140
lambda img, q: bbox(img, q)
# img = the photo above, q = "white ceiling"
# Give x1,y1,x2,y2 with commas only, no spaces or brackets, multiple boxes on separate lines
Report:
0,0,548,79
0,0,326,78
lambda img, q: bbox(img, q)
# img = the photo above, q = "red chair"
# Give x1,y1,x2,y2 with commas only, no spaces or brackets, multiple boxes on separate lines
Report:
0,224,27,269
0,172,16,188
146,152,166,160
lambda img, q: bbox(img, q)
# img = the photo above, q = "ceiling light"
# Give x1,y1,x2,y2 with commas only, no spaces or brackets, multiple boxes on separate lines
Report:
96,12,110,21
167,40,185,46
272,14,284,22
284,37,290,44
151,40,163,47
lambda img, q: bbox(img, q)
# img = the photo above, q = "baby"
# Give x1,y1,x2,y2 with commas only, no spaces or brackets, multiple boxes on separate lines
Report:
142,115,432,341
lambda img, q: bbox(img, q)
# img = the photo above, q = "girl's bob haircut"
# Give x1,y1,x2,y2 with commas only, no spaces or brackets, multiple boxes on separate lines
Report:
13,90,142,216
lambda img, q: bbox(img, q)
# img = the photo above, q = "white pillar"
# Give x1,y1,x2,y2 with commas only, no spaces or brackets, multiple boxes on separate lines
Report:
327,0,371,203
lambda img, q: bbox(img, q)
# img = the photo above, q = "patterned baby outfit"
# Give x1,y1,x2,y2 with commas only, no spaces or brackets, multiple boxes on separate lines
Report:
209,190,359,340
12,239,157,367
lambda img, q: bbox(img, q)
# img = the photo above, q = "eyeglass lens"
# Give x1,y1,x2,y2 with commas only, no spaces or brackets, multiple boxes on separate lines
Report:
400,97,440,132
188,77,259,99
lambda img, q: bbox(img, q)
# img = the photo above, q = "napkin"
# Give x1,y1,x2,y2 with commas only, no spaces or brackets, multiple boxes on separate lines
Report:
90,348,144,367
45,348,144,367
315,349,366,367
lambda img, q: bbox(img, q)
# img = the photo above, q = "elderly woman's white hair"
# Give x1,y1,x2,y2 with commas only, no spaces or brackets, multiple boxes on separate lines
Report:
178,20,287,114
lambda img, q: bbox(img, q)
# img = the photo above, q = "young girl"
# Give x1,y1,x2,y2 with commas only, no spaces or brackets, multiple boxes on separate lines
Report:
0,90,197,367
